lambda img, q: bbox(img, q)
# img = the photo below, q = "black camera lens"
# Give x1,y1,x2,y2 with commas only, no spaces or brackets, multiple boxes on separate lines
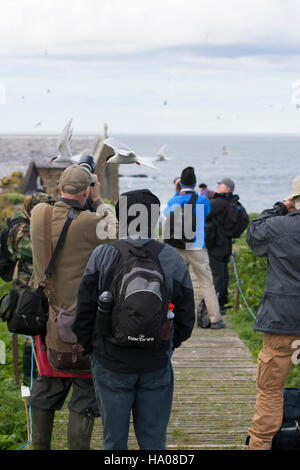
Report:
79,155,96,173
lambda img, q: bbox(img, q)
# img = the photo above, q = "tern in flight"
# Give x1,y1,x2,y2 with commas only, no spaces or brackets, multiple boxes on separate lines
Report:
102,137,158,169
50,119,89,164
155,144,171,162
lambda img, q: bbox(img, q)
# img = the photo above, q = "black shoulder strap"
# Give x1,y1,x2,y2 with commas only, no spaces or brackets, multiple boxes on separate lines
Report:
188,192,198,207
44,207,81,277
7,217,29,230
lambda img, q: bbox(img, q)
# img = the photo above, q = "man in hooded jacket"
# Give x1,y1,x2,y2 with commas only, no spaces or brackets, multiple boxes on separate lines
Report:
246,175,300,450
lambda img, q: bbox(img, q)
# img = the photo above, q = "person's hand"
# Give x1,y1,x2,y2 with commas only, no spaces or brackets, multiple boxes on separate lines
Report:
174,178,181,193
283,199,295,213
89,177,101,202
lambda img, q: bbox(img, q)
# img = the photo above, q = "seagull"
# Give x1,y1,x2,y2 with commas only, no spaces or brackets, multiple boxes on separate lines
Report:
155,144,171,162
50,118,88,164
102,137,158,169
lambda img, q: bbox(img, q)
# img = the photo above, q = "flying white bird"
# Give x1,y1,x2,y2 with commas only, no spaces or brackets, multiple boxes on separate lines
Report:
102,137,158,169
50,119,88,164
155,144,171,162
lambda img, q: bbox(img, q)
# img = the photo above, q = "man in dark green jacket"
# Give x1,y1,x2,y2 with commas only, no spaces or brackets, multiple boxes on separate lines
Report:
246,175,300,450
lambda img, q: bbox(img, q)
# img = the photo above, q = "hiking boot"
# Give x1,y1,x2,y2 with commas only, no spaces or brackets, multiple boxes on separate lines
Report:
244,435,250,450
210,319,226,329
67,409,95,450
31,406,55,450
219,304,232,315
220,306,227,316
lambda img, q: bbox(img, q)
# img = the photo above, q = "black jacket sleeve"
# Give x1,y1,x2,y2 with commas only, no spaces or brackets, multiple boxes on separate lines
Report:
206,196,229,221
246,202,288,257
72,270,100,353
171,268,195,349
72,244,119,353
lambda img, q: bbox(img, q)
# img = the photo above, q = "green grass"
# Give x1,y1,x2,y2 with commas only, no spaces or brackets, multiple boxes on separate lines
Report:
2,193,26,205
0,279,29,450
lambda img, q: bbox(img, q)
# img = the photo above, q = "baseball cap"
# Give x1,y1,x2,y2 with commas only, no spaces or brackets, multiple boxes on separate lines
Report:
59,165,97,194
286,174,300,200
217,178,235,192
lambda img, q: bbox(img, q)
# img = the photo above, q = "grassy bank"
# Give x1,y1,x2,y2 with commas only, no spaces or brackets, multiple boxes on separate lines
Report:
0,280,29,450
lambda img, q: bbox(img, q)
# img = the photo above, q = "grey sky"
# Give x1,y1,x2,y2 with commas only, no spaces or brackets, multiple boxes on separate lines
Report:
1,0,300,134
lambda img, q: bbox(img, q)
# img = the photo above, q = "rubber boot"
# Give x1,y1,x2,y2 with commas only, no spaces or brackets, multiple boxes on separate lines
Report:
31,406,55,450
67,409,95,450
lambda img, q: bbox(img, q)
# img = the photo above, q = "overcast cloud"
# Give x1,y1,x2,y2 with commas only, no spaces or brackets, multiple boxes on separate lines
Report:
1,0,300,134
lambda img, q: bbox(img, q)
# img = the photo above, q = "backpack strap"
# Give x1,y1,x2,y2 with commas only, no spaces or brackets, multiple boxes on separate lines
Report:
8,217,29,229
44,205,53,272
40,206,81,292
188,192,198,206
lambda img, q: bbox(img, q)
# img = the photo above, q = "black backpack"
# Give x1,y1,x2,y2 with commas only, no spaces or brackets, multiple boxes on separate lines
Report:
272,388,300,450
245,388,300,450
105,240,170,348
164,192,198,250
222,199,249,239
0,217,30,282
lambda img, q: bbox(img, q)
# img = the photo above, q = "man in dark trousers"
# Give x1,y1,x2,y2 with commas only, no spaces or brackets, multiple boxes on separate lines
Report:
72,189,195,450
246,175,300,449
205,177,245,314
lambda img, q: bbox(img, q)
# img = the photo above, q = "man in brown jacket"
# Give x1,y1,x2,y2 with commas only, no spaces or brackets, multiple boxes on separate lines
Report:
28,165,117,450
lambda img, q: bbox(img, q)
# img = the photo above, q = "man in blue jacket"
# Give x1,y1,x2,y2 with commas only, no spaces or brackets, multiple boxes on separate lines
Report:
164,167,225,329
246,175,300,450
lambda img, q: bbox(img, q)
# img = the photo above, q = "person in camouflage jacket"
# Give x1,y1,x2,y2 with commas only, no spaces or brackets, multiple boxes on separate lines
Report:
7,192,55,286
6,192,55,385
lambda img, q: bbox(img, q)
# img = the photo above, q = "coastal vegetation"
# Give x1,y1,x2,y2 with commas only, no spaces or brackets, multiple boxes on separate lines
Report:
0,171,25,230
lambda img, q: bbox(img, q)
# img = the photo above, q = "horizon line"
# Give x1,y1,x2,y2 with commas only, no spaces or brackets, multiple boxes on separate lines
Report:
1,131,300,138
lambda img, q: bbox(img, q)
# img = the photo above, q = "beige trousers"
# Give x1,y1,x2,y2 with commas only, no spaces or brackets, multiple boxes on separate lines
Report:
176,248,222,324
249,333,300,450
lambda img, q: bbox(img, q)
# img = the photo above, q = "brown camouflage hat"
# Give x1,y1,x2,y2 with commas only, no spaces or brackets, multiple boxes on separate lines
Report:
59,165,96,194
31,192,56,206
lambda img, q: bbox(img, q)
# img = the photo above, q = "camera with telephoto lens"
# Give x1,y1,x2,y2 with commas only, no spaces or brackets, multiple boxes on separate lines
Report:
79,154,96,178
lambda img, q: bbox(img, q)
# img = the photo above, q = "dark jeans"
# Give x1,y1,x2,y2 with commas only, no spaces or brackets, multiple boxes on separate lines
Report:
29,376,100,416
208,253,229,307
91,356,174,450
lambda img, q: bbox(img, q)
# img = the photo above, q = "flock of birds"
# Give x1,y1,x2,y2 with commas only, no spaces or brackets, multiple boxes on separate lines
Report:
50,119,172,170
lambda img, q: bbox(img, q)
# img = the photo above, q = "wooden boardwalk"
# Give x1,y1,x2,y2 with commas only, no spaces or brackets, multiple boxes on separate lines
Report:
50,273,257,450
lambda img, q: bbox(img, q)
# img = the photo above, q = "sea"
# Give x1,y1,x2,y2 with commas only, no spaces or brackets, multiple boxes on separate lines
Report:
0,133,299,214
